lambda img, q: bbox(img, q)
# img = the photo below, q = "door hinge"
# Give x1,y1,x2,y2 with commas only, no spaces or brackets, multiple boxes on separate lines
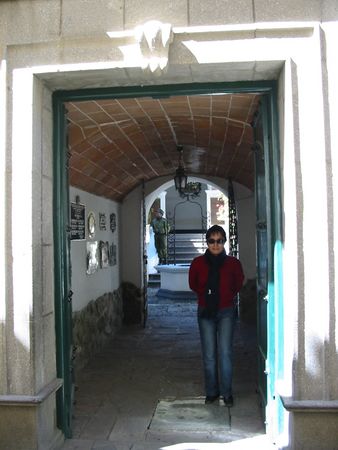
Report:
259,289,268,302
67,289,73,303
256,220,267,230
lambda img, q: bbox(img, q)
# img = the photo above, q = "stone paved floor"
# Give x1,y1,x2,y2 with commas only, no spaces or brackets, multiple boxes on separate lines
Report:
61,290,274,449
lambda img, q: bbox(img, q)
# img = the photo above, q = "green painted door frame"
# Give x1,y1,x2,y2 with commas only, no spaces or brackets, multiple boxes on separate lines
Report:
252,100,269,418
53,80,283,439
53,101,74,437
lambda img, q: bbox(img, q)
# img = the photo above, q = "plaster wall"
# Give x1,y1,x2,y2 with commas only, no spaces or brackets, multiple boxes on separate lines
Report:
70,187,120,312
1,0,338,449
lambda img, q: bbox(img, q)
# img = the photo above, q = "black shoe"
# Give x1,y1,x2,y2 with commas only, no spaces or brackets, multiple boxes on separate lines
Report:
205,396,219,404
223,395,234,407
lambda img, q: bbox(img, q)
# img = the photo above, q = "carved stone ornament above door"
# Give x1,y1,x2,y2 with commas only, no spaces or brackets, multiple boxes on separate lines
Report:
134,21,173,73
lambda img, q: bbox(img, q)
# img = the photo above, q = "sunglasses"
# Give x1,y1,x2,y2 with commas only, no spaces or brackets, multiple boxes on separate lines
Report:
207,238,225,245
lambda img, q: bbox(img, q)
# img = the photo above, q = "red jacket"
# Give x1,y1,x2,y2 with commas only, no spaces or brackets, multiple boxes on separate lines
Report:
189,254,244,309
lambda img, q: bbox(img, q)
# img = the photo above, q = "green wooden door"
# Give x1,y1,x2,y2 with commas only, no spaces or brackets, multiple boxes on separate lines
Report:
252,94,283,438
53,101,74,438
142,180,148,327
252,99,269,421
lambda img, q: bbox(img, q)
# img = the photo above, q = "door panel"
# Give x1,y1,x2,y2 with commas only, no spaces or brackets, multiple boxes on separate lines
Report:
252,99,270,421
142,180,148,327
252,90,284,440
53,102,74,438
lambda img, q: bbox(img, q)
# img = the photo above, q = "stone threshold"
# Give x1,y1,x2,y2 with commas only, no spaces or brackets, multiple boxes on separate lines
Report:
0,378,63,406
281,396,338,413
156,288,196,300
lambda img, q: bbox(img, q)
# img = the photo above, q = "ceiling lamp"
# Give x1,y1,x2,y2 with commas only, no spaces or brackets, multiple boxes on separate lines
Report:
174,145,188,191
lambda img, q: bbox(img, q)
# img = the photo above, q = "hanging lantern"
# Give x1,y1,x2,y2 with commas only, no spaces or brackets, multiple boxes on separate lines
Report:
174,145,187,191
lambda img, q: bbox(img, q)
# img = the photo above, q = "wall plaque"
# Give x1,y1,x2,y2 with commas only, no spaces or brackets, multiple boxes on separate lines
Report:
70,202,85,240
99,213,106,230
109,242,117,266
110,213,116,232
87,211,96,238
86,241,99,275
100,240,109,268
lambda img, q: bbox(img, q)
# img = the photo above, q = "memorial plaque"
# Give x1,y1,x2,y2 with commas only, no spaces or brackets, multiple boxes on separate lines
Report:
86,241,99,275
100,240,109,268
109,242,117,266
110,213,116,232
70,202,85,240
99,213,106,230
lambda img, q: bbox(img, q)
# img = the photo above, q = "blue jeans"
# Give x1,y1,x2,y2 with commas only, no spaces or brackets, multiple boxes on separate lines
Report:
198,306,236,398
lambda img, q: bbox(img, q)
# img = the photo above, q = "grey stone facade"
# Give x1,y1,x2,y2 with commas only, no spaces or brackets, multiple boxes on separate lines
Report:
1,1,338,449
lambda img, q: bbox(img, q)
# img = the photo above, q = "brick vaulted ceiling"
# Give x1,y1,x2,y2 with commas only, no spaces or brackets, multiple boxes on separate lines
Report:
66,93,260,202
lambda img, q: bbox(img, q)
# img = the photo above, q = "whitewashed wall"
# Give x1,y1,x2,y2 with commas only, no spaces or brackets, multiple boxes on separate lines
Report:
166,183,208,228
70,187,120,312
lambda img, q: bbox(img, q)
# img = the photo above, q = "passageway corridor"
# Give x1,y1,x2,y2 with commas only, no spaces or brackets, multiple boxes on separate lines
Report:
62,291,272,449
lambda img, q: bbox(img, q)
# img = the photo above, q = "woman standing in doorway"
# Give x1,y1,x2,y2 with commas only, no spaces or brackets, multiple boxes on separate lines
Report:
189,225,244,406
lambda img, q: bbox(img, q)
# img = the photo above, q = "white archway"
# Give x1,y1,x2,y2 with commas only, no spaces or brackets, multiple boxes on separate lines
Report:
145,176,228,220
145,176,231,274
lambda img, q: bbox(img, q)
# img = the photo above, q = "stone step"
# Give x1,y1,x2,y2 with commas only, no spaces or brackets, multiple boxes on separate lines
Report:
169,243,206,249
149,273,160,280
148,273,161,287
168,258,195,264
169,248,204,254
169,239,206,245
148,280,161,287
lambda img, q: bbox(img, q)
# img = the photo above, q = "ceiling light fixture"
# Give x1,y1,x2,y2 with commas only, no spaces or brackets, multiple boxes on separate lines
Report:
174,145,188,192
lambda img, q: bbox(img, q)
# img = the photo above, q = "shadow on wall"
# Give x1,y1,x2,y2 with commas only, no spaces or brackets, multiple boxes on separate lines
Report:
239,278,257,325
121,281,144,325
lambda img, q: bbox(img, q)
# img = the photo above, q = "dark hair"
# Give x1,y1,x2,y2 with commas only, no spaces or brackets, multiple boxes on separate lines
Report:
206,224,227,242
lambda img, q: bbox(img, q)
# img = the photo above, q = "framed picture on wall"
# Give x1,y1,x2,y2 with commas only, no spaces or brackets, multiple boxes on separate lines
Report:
109,242,117,266
99,213,106,230
86,241,99,275
100,240,109,268
70,202,85,240
87,211,96,238
110,213,116,232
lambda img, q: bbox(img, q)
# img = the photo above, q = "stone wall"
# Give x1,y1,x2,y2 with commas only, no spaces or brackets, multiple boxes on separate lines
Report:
72,289,123,373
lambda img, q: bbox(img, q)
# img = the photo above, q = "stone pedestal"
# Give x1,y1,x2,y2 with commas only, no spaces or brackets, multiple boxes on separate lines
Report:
156,264,196,300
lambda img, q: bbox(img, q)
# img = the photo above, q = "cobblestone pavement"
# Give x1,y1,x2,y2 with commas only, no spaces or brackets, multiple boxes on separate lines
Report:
61,290,273,450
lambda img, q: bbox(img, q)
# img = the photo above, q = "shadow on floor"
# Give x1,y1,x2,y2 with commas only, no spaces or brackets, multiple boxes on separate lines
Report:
61,290,270,450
